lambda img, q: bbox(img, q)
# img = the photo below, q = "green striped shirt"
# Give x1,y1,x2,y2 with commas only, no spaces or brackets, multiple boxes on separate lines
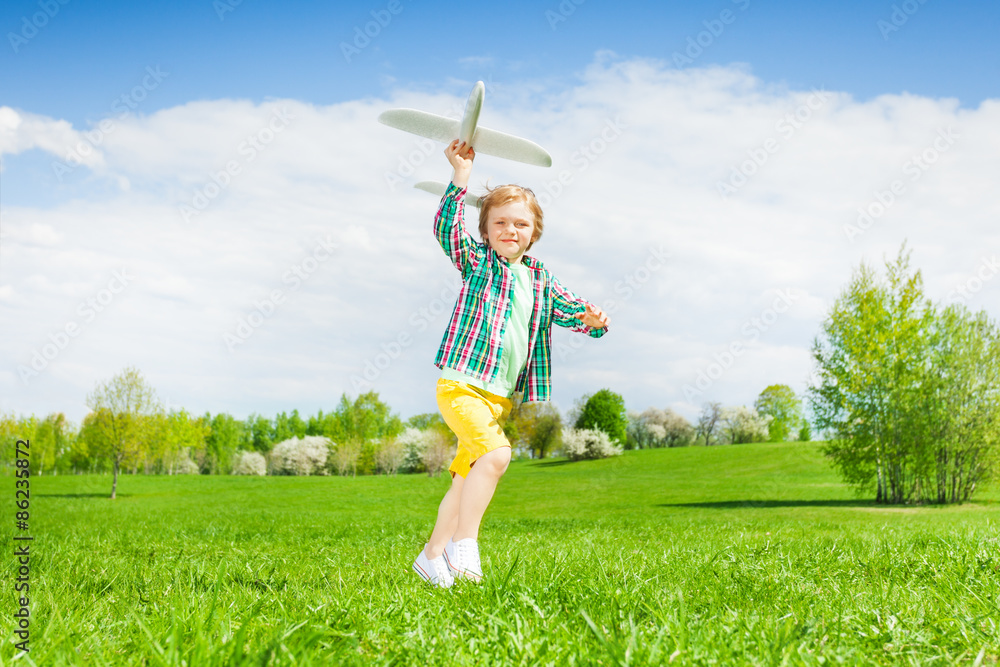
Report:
433,182,608,403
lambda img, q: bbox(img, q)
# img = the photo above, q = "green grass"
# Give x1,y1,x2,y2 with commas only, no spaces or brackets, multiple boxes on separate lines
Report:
2,442,999,665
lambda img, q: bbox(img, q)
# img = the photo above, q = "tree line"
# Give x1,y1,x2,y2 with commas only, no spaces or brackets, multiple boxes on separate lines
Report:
17,247,989,505
1,374,810,499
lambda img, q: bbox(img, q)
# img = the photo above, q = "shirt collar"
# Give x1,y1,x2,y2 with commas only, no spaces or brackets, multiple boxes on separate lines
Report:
495,248,544,271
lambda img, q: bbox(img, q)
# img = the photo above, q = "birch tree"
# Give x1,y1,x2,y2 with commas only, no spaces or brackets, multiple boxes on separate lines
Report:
85,366,162,499
695,402,723,446
810,246,1000,503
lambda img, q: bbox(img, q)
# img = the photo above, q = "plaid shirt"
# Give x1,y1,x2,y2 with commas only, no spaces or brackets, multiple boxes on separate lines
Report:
433,182,608,403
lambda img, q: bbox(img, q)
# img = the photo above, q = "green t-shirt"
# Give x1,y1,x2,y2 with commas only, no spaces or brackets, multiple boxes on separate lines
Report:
441,261,532,398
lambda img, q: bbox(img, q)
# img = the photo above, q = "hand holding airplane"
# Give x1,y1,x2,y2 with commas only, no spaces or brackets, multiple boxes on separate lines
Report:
379,81,552,208
444,139,475,189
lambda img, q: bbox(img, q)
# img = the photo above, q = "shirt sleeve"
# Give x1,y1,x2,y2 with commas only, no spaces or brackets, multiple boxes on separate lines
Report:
550,272,609,338
433,182,482,279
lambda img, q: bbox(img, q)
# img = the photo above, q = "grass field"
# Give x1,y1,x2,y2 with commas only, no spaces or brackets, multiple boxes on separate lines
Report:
2,442,999,665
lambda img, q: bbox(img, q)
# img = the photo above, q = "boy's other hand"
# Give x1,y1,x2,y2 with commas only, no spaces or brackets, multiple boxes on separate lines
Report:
445,139,475,188
574,303,610,329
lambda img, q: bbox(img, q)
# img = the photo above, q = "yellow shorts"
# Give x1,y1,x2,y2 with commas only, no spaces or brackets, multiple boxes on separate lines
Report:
436,378,514,479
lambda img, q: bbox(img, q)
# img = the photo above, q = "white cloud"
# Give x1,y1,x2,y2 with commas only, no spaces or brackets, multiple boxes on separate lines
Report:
0,106,105,170
1,55,998,425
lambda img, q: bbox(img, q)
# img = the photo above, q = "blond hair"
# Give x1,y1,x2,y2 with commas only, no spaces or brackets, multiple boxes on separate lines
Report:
477,184,544,252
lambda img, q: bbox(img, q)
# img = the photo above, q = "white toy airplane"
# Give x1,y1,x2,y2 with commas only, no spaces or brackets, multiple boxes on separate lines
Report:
379,80,552,208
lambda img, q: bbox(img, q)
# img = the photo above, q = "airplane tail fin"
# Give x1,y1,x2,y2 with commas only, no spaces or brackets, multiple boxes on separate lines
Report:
415,181,482,209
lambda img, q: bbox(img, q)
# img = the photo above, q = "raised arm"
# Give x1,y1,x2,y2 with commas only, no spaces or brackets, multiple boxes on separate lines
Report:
433,140,481,277
446,139,474,189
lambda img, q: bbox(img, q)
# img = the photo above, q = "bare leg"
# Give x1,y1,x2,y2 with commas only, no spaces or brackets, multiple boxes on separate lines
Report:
424,474,464,559
452,446,511,542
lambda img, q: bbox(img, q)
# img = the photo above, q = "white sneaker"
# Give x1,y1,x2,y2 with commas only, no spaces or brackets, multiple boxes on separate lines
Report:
444,538,482,581
412,547,454,588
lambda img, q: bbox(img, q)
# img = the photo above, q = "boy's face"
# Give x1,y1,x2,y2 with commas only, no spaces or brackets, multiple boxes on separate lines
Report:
484,200,538,264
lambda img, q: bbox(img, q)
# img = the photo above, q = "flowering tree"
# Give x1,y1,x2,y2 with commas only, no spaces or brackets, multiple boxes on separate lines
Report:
395,427,429,473
269,436,330,475
374,436,406,475
628,408,694,448
720,406,772,444
561,427,623,461
232,450,267,476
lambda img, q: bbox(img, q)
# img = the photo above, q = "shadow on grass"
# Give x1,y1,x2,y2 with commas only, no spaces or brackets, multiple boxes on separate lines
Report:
658,499,877,509
36,493,131,499
529,460,574,468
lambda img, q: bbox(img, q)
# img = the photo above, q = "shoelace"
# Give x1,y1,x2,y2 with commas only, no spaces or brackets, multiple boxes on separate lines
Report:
457,541,481,574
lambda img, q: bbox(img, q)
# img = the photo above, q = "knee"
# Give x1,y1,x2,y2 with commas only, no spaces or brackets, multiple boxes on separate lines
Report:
482,447,511,477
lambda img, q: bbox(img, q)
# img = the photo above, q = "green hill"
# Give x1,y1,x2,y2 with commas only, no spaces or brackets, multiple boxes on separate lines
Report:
6,442,998,665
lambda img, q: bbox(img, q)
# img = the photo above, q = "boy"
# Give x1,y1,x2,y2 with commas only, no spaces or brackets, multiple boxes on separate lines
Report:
412,139,609,588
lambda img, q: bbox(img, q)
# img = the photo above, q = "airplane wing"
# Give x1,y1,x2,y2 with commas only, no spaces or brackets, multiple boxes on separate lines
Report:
377,109,460,144
379,109,552,168
472,126,552,168
415,181,482,209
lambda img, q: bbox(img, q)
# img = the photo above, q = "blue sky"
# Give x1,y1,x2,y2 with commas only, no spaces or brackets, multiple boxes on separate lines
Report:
3,0,998,125
1,0,998,424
